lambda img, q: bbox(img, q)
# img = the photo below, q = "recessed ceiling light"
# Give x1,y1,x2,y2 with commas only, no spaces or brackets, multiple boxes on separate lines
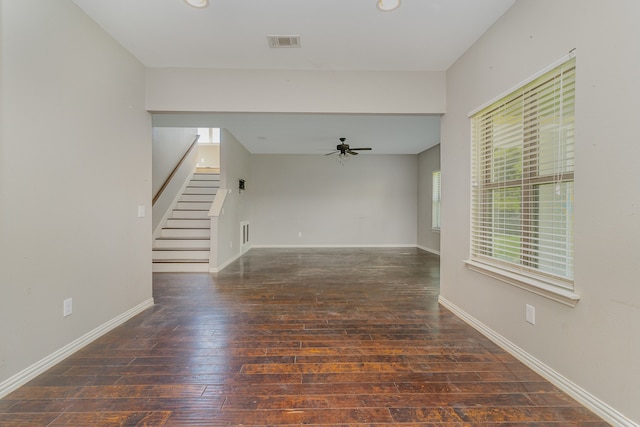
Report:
377,0,401,12
184,0,209,8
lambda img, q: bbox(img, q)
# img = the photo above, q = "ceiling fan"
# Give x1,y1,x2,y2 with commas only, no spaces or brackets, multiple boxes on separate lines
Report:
325,137,372,157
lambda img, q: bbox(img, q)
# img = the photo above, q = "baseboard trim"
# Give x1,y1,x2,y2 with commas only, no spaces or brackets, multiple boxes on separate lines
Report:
0,298,154,399
250,244,418,249
438,296,637,427
417,245,440,255
209,245,424,271
209,251,243,273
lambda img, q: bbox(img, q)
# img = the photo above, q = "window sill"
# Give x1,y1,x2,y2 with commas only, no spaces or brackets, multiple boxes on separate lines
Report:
464,259,580,307
431,228,440,233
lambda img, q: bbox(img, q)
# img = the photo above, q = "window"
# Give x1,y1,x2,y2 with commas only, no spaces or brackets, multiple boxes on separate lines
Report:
469,56,576,297
432,170,441,230
197,128,220,144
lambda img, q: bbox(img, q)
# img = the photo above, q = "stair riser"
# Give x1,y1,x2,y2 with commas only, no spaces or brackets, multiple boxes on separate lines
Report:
166,219,210,228
193,174,220,180
160,228,210,238
152,262,209,273
184,187,218,195
189,180,220,187
171,210,210,219
154,239,210,249
181,194,214,202
176,202,211,210
152,250,210,260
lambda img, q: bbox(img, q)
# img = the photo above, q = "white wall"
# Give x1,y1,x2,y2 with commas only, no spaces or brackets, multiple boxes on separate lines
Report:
441,0,640,424
197,144,220,169
146,68,446,114
215,129,251,268
152,127,198,231
251,154,417,247
0,0,151,390
417,144,440,254
152,127,197,196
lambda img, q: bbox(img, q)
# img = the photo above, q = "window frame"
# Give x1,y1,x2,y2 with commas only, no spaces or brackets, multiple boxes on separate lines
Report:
465,52,580,307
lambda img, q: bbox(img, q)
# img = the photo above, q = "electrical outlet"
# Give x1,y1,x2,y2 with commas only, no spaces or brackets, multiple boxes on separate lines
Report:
526,304,535,325
63,298,73,317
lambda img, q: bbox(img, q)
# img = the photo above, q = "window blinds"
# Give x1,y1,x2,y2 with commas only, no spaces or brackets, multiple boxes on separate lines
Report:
471,57,575,286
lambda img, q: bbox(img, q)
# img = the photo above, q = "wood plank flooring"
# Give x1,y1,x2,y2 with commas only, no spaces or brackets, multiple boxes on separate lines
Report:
0,248,609,426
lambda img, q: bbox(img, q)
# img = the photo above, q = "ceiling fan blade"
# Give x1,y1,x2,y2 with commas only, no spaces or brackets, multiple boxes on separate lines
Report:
346,150,359,155
351,147,372,151
324,151,338,156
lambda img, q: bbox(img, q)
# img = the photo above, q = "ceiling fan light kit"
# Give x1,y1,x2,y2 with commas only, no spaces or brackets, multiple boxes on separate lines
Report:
326,137,372,164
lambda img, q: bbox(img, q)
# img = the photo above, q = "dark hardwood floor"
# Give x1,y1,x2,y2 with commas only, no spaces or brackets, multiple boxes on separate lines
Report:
0,248,608,426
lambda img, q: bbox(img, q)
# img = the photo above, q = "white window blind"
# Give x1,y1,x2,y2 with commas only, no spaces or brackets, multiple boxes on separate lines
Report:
471,57,575,288
432,170,441,229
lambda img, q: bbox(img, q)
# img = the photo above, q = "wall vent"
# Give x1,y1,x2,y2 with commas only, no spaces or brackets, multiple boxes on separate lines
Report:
240,221,250,253
267,35,301,48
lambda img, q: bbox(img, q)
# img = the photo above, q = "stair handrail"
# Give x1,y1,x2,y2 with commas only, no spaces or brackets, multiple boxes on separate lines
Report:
152,135,200,206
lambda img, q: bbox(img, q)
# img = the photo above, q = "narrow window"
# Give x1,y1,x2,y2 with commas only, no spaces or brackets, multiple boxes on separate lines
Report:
432,170,441,230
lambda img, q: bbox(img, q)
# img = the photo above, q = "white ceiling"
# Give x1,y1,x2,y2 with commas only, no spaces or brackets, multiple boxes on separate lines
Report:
73,0,515,154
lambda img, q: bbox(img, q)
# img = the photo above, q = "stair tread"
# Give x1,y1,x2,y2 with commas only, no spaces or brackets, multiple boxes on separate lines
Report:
155,237,210,240
162,227,210,230
153,248,210,251
153,259,209,263
153,251,209,254
167,218,209,221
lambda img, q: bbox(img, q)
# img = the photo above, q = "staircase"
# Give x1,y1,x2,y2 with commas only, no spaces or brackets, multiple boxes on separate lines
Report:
152,172,220,272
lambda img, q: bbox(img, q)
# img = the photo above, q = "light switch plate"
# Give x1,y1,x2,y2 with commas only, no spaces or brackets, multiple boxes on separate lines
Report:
526,304,535,325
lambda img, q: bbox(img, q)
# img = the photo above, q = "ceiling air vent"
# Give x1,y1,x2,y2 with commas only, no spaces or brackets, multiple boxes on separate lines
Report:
267,35,301,48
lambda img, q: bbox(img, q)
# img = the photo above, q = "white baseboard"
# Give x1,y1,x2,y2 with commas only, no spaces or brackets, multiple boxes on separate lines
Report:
209,244,426,271
0,298,154,399
438,296,637,427
417,245,440,255
209,251,243,273
250,244,418,249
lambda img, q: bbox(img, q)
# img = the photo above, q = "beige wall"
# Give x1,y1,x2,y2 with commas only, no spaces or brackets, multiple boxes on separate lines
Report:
152,127,197,196
441,0,640,423
151,127,199,232
250,154,418,247
417,144,440,254
197,144,220,169
0,0,151,390
146,68,446,115
215,130,252,268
